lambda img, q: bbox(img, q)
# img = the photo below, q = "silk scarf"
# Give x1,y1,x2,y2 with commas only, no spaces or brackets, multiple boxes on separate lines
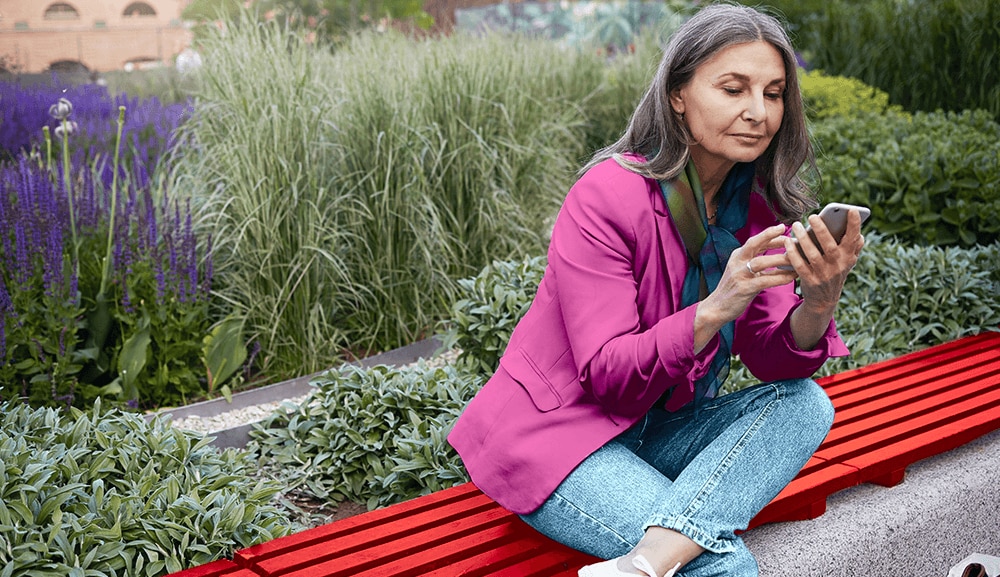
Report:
659,161,754,405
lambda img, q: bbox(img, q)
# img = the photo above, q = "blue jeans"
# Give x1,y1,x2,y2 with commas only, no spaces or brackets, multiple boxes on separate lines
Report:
519,379,834,577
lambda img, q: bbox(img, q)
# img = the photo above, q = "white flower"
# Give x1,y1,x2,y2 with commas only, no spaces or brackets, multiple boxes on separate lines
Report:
48,97,74,120
54,120,78,139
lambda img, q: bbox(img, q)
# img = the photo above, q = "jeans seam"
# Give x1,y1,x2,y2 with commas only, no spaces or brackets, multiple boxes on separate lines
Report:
550,490,637,551
682,383,783,519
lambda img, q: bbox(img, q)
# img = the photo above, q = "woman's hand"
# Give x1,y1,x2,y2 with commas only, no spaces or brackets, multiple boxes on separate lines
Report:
693,224,797,353
784,209,866,349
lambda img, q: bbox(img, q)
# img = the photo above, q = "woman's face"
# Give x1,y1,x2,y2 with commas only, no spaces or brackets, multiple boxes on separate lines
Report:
670,41,786,177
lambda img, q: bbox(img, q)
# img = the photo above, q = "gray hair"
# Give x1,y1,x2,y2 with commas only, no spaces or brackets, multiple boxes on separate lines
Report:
584,3,817,221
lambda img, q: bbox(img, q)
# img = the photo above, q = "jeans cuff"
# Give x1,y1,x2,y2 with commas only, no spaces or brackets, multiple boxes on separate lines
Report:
642,513,739,554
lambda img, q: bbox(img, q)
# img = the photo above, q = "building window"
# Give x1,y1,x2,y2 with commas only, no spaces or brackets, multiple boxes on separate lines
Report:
15,21,30,30
43,3,80,20
122,2,157,17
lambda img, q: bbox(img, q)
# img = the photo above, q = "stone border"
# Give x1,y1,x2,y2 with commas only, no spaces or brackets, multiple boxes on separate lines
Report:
149,336,445,448
745,427,1000,576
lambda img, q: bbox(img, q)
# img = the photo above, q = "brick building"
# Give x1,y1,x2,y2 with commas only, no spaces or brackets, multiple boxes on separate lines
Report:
0,0,193,73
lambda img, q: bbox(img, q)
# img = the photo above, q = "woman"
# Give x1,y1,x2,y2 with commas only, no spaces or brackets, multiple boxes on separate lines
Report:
448,4,865,577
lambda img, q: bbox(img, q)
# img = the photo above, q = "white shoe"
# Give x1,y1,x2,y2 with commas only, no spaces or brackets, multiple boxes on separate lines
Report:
578,554,681,577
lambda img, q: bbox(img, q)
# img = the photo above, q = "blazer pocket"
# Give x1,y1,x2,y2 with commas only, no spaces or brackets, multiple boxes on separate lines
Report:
499,349,567,412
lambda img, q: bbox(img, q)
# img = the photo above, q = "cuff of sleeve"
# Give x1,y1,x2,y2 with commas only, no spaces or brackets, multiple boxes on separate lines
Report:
655,303,720,378
781,302,851,360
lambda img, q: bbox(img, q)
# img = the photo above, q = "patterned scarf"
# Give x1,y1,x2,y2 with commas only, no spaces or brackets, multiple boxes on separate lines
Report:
660,161,754,404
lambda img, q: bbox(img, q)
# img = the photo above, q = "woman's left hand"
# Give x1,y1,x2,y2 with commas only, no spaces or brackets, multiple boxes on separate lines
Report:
784,209,866,315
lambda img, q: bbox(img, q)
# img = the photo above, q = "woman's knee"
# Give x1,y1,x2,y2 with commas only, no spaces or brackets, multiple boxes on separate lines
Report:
780,378,835,440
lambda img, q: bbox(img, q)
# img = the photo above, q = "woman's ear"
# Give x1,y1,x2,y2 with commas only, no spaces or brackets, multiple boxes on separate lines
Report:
669,88,685,117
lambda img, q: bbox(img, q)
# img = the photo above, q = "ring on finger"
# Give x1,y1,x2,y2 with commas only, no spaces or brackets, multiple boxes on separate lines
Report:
746,260,757,276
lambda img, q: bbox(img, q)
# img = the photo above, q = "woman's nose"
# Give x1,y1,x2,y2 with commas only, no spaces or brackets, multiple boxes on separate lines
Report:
743,94,766,124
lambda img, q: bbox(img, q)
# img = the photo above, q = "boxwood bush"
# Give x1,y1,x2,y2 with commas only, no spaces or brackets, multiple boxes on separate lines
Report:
812,109,1000,247
0,399,290,576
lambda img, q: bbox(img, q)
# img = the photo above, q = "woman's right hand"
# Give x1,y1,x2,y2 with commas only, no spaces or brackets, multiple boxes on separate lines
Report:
692,224,797,353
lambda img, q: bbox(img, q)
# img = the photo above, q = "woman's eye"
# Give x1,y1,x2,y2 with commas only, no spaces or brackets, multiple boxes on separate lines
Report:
723,87,741,95
765,92,783,100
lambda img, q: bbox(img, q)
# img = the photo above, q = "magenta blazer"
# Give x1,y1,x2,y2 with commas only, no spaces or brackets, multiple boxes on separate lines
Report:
447,158,849,515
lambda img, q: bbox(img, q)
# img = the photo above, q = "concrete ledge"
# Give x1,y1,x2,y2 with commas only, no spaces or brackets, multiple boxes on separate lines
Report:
149,336,445,448
745,427,1000,577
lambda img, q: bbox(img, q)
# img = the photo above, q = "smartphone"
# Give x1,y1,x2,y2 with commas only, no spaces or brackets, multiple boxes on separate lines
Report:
782,202,870,267
800,202,871,245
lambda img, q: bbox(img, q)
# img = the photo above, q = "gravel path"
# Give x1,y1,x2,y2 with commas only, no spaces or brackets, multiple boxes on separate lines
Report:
168,394,312,434
169,348,462,434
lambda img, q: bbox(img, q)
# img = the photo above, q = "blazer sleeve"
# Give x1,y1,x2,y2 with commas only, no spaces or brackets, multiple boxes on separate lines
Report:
546,166,719,420
732,196,850,381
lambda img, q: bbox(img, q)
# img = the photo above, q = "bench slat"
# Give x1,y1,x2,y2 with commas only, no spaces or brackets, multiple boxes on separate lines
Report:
237,483,487,564
843,391,1000,486
485,548,590,577
823,361,999,443
826,351,999,425
818,331,998,399
420,529,584,577
276,519,526,577
350,520,576,577
251,506,514,576
817,380,1000,468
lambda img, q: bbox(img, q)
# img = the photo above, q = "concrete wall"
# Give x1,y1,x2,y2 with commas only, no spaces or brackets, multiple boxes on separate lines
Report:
0,0,193,73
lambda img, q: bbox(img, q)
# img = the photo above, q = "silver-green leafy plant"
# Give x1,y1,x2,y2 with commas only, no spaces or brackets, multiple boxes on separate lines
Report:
0,399,291,576
249,362,481,511
438,256,547,377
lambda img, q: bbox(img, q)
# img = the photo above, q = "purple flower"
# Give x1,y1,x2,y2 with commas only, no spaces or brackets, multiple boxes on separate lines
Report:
155,258,167,305
0,276,12,361
795,51,810,71
13,220,31,287
122,270,134,314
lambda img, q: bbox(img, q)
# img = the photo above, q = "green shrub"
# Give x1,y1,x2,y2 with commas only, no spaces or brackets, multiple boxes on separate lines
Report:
799,69,904,121
728,235,1000,391
827,234,1000,369
797,0,1000,120
249,363,481,510
443,238,999,393
438,256,547,376
811,109,1000,246
0,399,290,576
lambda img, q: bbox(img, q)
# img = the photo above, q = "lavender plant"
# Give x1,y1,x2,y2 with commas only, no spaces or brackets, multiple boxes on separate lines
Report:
0,86,242,410
0,80,189,187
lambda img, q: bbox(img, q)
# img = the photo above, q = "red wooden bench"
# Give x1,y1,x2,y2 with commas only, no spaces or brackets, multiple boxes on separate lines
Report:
170,330,1000,577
